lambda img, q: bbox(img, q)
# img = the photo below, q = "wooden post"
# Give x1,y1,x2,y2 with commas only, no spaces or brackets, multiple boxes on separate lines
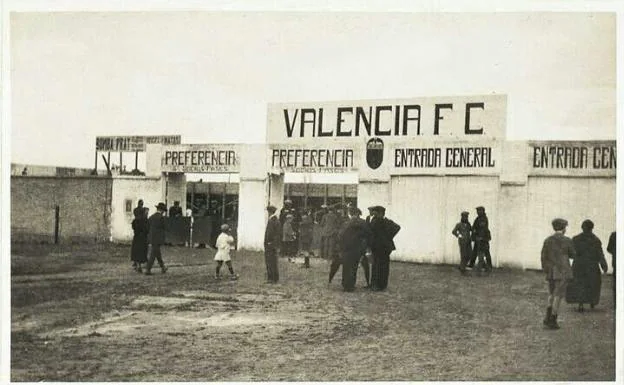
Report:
135,151,139,171
54,205,60,244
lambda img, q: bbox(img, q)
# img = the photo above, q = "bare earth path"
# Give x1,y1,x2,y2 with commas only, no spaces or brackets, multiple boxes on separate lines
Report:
11,243,615,381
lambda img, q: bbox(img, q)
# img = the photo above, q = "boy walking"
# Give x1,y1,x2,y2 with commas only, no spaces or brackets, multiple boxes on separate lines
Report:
541,218,576,329
214,224,238,280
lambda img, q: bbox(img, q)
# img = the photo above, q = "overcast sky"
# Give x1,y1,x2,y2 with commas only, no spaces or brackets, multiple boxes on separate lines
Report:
8,9,616,168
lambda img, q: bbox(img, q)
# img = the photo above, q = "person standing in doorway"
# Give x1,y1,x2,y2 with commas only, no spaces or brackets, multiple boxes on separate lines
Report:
470,206,492,272
169,201,183,217
452,211,473,274
145,202,169,275
541,218,576,329
264,205,281,283
214,224,238,281
369,206,401,291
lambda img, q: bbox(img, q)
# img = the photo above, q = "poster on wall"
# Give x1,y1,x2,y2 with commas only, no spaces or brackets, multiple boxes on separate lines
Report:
267,94,507,144
528,141,616,177
161,144,240,173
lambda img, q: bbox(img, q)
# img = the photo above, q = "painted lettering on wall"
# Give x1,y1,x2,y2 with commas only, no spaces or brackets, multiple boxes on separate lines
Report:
160,144,240,173
532,145,616,170
267,95,507,143
271,148,354,171
394,146,496,169
96,135,181,152
282,103,485,138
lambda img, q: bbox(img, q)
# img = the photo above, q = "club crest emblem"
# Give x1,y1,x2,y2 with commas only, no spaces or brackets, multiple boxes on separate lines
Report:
366,137,384,170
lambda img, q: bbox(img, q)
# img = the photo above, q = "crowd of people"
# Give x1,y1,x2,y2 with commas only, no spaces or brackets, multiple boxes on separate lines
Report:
129,197,616,330
264,201,401,292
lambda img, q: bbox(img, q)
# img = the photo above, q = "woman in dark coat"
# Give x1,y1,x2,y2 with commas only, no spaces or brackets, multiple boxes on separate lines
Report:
130,207,150,273
567,219,608,311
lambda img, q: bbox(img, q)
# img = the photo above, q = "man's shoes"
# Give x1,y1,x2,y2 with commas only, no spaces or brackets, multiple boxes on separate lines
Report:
161,267,168,274
547,314,560,329
229,274,239,281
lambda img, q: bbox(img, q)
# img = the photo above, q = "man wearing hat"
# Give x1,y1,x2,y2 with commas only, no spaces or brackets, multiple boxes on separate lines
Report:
469,206,493,272
264,205,281,283
452,211,473,274
145,202,169,275
541,218,576,329
338,206,373,291
368,206,401,291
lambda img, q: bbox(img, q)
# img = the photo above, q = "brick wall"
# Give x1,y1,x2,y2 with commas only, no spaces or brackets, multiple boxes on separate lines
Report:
11,176,113,243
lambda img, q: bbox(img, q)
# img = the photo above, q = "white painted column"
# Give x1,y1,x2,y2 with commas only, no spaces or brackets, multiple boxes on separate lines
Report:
238,144,270,250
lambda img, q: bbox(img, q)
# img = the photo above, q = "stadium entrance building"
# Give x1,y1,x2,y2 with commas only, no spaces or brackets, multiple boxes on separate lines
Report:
265,94,616,270
95,94,615,270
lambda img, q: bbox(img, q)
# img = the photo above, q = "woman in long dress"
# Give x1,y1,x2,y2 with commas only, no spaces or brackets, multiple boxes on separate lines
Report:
567,219,608,311
130,207,150,273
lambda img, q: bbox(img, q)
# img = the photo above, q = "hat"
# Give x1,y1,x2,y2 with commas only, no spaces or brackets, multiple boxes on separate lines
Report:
370,205,386,214
552,218,568,231
284,199,292,204
461,211,469,216
321,204,328,209
155,202,167,211
476,206,485,211
220,224,230,231
266,205,277,213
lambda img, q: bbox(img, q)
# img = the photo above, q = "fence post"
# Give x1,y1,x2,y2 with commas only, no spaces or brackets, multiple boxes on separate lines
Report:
54,205,60,244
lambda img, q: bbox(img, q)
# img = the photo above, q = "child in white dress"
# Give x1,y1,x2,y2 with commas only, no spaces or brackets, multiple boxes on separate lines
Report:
214,224,238,280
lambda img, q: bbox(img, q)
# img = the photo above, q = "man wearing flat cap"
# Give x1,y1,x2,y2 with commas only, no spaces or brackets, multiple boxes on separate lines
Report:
368,206,401,291
320,205,340,260
541,218,576,329
279,199,300,258
264,205,281,283
338,206,373,291
469,206,493,272
452,211,473,274
145,202,169,275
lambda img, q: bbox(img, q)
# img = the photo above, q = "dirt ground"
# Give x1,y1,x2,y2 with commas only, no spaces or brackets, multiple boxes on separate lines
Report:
11,243,616,381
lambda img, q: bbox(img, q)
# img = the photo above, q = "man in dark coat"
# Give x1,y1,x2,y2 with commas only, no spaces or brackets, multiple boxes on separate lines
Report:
130,207,150,272
369,206,401,291
145,202,169,275
452,211,473,274
339,207,372,292
607,231,616,306
169,201,183,217
264,205,281,283
567,220,608,311
541,218,576,329
469,206,492,272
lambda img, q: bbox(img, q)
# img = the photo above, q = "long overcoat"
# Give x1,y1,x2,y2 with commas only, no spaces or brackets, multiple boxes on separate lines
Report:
567,231,607,305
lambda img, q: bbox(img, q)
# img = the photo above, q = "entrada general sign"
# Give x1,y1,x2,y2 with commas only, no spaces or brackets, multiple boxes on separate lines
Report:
529,141,616,177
